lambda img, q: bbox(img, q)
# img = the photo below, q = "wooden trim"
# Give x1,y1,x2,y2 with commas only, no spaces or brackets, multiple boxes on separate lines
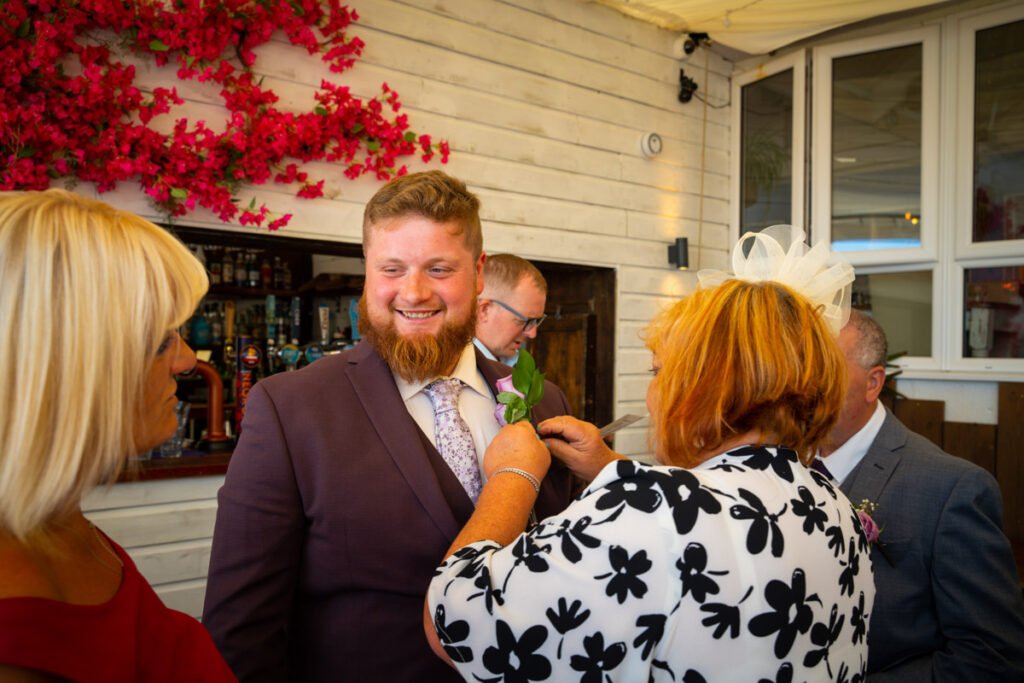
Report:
122,452,232,482
997,383,1024,543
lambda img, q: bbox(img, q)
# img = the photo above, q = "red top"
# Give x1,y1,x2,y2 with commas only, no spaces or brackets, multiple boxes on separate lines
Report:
0,536,236,682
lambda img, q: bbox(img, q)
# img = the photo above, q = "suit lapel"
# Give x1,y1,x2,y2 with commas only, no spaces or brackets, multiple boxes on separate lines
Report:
840,410,906,505
345,343,460,539
476,349,506,398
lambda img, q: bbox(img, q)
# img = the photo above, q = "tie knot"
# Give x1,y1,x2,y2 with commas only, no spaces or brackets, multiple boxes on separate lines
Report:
811,457,833,480
424,378,463,412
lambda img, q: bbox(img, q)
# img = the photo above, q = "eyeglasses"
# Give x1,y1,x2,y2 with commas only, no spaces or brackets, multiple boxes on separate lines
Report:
488,299,546,332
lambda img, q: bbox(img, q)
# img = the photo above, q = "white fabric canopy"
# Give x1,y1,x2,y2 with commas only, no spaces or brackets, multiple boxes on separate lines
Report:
598,0,946,54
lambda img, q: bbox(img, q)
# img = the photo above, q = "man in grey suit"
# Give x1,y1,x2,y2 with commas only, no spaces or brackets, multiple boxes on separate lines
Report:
819,311,1024,681
202,171,576,681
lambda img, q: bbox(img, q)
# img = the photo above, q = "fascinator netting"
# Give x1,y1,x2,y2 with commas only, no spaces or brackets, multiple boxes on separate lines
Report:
696,225,855,336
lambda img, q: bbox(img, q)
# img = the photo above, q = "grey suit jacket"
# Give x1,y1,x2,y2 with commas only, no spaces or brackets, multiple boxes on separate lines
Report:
201,342,576,682
841,409,1024,682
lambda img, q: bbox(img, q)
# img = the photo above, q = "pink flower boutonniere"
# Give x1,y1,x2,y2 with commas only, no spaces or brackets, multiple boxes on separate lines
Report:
855,499,893,566
494,350,545,426
855,499,882,543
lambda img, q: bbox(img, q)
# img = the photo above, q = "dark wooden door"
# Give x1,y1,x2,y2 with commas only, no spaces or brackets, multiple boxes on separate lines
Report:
528,263,615,427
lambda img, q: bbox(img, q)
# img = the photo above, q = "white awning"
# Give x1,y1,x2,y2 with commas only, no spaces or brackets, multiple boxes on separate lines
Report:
597,0,949,54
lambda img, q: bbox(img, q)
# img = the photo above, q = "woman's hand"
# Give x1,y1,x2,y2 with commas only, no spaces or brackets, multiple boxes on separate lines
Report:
538,416,625,483
482,421,551,483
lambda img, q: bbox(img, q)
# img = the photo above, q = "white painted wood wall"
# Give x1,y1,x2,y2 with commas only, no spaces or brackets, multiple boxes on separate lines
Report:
80,0,733,616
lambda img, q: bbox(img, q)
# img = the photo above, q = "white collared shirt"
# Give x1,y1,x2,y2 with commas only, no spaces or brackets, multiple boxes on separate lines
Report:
472,336,517,367
393,344,502,473
820,401,887,485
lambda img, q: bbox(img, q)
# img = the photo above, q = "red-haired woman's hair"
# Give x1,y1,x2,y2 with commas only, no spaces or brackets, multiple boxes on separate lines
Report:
644,279,846,467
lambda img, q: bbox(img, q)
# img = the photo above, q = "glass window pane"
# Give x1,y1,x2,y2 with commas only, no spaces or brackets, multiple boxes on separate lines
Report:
740,69,793,233
831,45,922,252
851,271,932,356
963,266,1024,358
972,19,1024,243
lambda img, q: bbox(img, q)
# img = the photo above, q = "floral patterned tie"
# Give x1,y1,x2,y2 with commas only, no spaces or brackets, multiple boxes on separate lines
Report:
424,378,482,503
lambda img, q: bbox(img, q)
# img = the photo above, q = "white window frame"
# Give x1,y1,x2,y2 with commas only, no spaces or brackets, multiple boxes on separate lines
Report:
811,27,941,267
949,256,1024,371
853,263,942,371
730,51,806,241
953,3,1024,261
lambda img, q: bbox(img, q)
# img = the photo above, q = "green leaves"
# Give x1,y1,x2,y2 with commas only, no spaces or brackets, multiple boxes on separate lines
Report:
496,349,545,425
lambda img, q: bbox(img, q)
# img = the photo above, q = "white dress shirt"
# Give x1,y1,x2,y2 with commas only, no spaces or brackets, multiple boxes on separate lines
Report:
820,401,887,484
472,336,517,366
393,344,502,476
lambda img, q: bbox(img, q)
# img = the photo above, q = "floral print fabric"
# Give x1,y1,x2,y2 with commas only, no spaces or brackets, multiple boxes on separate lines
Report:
428,446,874,682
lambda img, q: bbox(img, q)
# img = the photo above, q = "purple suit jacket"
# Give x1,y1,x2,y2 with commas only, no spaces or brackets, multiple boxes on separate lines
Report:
202,342,575,682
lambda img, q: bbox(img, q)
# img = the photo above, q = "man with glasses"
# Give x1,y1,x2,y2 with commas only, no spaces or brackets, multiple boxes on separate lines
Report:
474,253,547,366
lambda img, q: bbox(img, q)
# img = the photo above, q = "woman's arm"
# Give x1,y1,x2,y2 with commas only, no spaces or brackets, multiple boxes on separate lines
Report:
425,421,551,665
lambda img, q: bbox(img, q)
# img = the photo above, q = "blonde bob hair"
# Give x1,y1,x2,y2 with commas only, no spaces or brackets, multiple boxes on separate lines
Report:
0,190,207,541
645,279,846,468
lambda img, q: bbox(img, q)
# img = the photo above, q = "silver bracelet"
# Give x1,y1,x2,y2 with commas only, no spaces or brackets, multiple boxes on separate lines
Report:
492,467,541,493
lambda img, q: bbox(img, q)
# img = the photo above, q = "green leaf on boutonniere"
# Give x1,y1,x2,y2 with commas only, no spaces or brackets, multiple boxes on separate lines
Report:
496,349,544,425
511,348,535,394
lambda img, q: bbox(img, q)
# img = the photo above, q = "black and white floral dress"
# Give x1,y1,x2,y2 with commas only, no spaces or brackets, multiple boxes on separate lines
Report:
428,446,874,682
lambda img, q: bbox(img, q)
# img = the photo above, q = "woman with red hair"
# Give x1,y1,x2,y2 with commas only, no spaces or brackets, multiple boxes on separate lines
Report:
425,227,872,682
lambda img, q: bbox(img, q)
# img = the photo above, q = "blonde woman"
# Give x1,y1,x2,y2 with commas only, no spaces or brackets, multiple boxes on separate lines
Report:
0,190,235,682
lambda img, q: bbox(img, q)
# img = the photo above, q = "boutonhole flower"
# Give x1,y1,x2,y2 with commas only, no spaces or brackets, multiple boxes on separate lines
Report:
494,350,545,426
856,499,881,544
855,499,893,566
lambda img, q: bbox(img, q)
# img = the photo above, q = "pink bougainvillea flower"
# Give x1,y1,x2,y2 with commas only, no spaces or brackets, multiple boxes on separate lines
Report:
0,0,449,230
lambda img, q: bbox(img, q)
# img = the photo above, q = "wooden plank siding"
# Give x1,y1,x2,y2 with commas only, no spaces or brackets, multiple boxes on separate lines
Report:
943,422,997,475
83,477,223,618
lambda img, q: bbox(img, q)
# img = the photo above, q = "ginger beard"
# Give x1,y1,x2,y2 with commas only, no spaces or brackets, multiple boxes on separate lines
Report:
358,295,478,383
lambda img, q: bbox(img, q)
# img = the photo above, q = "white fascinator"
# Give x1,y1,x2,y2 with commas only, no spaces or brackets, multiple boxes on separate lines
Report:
697,225,855,336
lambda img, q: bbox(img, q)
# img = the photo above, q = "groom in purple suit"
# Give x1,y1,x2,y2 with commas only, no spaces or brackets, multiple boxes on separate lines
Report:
202,171,576,682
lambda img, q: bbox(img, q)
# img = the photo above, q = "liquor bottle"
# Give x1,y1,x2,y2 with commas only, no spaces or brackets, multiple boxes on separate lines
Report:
281,261,293,289
191,306,212,348
276,316,287,347
290,296,302,344
209,260,222,286
222,300,236,397
273,256,284,289
210,302,223,345
260,257,273,289
265,295,277,374
234,250,246,287
222,249,235,286
247,252,259,288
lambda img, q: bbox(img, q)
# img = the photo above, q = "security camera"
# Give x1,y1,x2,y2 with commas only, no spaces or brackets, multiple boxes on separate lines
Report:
683,38,697,55
678,70,698,104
